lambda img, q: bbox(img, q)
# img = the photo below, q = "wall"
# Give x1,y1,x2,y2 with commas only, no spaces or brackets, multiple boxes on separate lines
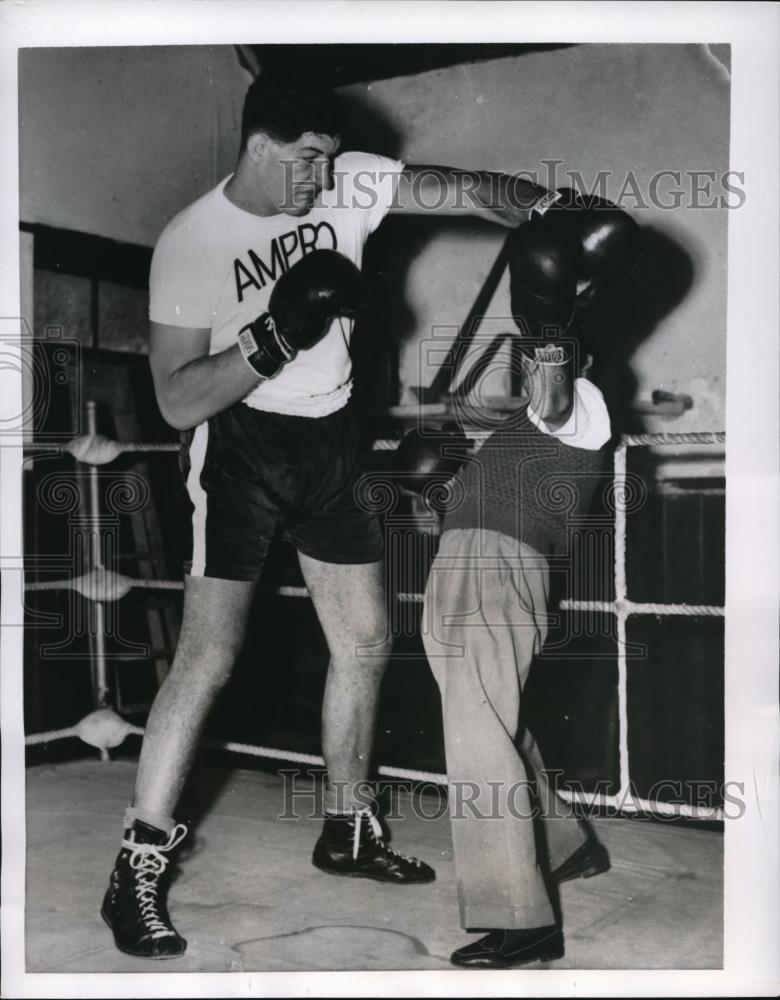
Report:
340,43,730,433
19,43,729,431
19,46,249,247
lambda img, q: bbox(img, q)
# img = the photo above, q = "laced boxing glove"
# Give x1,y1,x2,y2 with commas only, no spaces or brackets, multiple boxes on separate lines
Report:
509,187,641,350
394,421,473,495
238,249,366,379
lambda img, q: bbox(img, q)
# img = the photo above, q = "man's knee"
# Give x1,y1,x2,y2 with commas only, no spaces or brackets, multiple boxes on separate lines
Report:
332,593,391,663
356,610,393,664
167,640,239,695
331,628,390,673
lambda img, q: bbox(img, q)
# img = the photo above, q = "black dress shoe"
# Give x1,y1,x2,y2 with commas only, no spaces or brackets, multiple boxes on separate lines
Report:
312,808,435,884
451,927,564,968
551,835,610,884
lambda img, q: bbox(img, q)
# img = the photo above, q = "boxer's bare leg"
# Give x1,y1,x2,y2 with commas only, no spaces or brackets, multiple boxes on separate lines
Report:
102,575,256,959
300,552,435,883
132,575,256,821
298,554,390,806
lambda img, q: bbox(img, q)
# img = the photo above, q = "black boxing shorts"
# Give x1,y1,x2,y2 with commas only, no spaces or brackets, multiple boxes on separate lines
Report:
179,401,383,581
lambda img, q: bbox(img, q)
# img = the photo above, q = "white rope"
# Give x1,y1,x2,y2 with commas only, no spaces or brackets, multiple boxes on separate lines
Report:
614,443,630,800
555,788,723,822
24,428,726,466
210,739,443,784
25,570,726,620
25,434,179,465
26,567,136,600
276,584,422,604
23,710,444,783
24,571,426,603
25,726,80,746
23,426,728,821
24,711,723,821
560,598,724,617
622,431,725,448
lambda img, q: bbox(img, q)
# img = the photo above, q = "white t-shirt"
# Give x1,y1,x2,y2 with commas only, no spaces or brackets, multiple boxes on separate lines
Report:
527,377,611,450
149,151,404,416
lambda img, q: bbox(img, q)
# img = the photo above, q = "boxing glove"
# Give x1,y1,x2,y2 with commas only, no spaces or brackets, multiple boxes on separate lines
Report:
238,249,366,379
394,422,473,494
509,187,641,344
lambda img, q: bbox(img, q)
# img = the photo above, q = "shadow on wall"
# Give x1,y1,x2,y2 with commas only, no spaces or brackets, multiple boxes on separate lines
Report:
354,220,696,426
352,215,501,412
339,89,409,413
340,90,404,159
342,83,507,401
338,88,697,426
585,225,696,434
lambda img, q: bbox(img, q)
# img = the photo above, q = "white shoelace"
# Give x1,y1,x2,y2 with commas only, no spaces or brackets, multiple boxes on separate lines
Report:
122,823,188,938
350,810,421,866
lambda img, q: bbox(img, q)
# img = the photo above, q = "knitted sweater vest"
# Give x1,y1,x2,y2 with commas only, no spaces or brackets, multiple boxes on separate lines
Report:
441,406,611,557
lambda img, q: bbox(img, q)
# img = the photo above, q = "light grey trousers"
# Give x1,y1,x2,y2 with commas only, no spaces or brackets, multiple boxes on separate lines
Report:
422,528,586,930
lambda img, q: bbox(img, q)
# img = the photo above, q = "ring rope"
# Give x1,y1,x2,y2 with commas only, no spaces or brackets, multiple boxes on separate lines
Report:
25,726,81,746
23,710,723,821
23,428,726,819
622,432,725,447
24,567,724,618
23,713,443,784
559,598,724,617
24,429,726,465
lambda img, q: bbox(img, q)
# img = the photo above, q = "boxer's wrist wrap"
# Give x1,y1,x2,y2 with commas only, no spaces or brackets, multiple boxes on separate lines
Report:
533,343,568,365
529,189,563,220
237,314,294,380
520,342,572,369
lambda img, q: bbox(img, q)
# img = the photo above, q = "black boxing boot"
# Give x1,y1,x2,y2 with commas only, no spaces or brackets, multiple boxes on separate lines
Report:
101,820,188,958
312,808,435,884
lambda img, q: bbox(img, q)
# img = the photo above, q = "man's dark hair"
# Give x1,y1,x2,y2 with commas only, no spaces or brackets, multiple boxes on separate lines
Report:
240,74,342,148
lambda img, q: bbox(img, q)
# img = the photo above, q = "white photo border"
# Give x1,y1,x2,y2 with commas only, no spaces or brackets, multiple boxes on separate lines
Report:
1,2,778,997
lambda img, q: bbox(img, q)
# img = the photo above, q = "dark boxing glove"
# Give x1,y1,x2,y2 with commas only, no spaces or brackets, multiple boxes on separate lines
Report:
394,422,473,495
238,249,366,379
509,187,641,348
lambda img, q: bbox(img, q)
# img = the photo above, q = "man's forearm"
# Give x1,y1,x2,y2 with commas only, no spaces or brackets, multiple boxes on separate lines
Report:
157,346,260,430
394,165,553,225
467,171,553,227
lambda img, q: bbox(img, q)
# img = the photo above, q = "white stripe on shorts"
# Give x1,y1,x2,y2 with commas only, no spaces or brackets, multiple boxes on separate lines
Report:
185,422,209,576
